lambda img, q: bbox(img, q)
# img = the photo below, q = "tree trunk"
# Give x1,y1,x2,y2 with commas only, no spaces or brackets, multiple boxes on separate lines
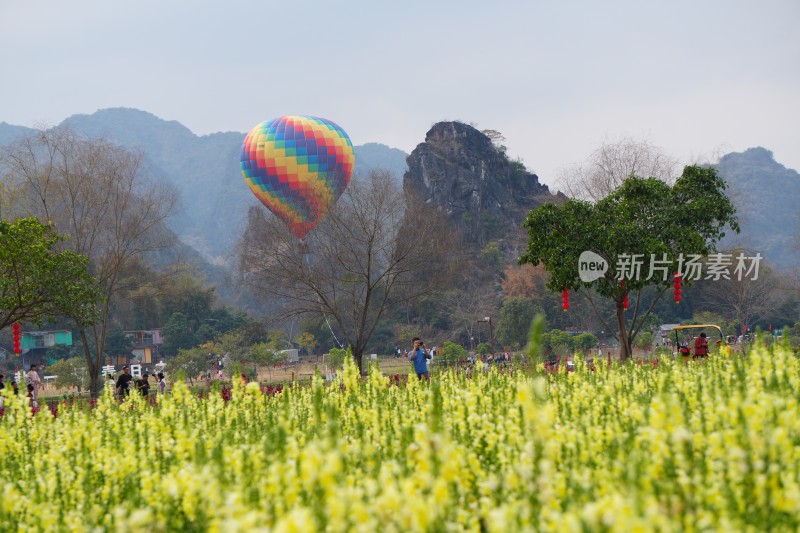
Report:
615,300,632,361
352,349,365,376
80,326,102,399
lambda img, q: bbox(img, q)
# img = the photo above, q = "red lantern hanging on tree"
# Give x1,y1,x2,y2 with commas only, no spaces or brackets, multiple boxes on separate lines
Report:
562,289,569,311
12,322,21,354
621,280,629,310
673,272,682,304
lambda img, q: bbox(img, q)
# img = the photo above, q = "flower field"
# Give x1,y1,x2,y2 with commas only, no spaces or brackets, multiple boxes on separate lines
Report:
1,345,799,532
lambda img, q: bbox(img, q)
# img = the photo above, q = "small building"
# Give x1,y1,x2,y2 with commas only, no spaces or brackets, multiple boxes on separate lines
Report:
21,330,73,350
659,324,681,337
124,329,163,364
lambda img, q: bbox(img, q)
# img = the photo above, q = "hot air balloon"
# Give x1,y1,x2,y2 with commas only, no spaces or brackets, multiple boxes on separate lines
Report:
240,116,355,239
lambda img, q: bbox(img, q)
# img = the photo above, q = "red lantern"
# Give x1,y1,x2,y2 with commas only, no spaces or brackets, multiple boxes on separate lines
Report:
673,272,682,304
12,322,21,354
562,289,569,311
620,280,629,311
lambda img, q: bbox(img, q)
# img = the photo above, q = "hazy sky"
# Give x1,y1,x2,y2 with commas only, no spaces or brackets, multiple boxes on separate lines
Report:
1,0,798,187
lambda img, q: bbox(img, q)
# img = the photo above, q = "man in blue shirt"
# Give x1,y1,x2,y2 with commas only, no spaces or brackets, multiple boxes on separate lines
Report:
409,337,432,381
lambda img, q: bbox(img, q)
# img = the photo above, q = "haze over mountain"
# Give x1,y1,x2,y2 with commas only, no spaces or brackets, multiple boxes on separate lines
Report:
0,108,408,264
1,108,797,272
715,147,800,271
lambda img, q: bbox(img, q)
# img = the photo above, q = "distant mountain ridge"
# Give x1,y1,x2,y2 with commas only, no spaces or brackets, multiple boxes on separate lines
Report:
1,109,798,272
1,108,408,263
715,147,800,270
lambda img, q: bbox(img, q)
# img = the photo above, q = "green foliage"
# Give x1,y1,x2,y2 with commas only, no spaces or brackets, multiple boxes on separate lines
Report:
633,331,654,350
160,273,214,325
47,356,88,391
522,168,739,296
170,347,207,382
653,345,672,358
248,343,284,366
508,158,529,188
479,241,504,270
0,217,99,329
782,322,800,354
520,166,739,356
496,297,541,349
438,341,467,363
691,311,735,334
476,343,492,356
265,329,291,351
295,332,317,355
104,326,134,359
162,312,198,355
45,343,80,363
542,329,574,355
367,321,397,354
204,330,248,363
327,347,348,367
573,332,599,353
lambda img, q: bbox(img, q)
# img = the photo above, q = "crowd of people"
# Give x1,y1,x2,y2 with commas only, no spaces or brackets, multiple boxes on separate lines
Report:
0,364,170,407
112,366,166,397
0,364,42,408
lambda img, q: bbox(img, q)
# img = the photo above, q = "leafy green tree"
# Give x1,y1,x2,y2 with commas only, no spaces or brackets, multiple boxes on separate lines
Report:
160,272,214,325
496,298,540,350
573,332,599,354
437,341,467,363
0,218,99,330
204,330,248,363
162,312,198,355
782,322,800,354
248,343,285,366
48,356,88,392
326,347,348,368
476,343,492,356
2,128,176,398
208,308,248,336
479,241,504,270
171,347,207,385
265,329,292,351
104,326,134,360
633,331,654,351
521,166,739,360
295,332,317,356
542,330,574,355
46,343,80,362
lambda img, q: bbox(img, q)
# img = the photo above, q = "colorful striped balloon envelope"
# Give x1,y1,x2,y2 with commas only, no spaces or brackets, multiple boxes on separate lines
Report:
241,116,355,239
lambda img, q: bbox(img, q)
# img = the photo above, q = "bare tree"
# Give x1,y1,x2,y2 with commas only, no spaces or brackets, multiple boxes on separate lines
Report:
698,258,786,337
238,170,454,372
556,136,679,201
440,284,500,350
0,127,177,397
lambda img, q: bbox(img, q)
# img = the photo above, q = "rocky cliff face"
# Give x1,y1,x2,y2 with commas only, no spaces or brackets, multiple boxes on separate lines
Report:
403,121,565,246
715,147,800,270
